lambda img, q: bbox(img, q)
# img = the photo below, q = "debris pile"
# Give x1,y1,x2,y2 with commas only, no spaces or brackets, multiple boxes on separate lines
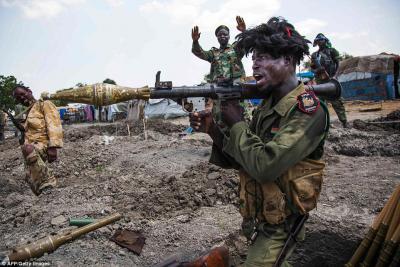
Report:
327,110,400,157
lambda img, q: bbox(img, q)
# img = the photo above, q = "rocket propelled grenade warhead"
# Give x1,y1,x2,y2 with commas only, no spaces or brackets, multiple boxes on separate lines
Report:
41,83,151,106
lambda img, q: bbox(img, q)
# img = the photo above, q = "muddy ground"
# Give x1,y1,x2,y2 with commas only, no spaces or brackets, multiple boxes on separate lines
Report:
0,100,399,267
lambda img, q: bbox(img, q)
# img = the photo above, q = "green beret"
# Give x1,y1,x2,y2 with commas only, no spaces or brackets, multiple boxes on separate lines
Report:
215,25,230,36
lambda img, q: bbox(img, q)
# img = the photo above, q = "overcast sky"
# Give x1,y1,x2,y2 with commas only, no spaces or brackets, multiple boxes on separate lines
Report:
1,0,399,97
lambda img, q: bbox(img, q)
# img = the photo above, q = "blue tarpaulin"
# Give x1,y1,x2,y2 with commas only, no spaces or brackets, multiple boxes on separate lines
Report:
336,55,399,100
296,71,315,79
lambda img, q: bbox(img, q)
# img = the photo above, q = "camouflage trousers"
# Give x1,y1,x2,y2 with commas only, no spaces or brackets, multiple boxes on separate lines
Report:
242,221,305,267
316,79,347,126
22,144,57,195
327,98,347,125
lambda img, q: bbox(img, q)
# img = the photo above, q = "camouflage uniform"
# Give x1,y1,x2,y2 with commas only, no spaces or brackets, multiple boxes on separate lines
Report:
22,100,63,195
192,41,246,83
192,41,250,126
311,47,347,126
210,84,329,266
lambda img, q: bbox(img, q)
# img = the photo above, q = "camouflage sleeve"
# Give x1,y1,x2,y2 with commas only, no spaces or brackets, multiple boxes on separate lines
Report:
42,100,63,148
192,41,214,62
232,41,245,59
331,48,340,61
331,48,340,74
221,108,327,183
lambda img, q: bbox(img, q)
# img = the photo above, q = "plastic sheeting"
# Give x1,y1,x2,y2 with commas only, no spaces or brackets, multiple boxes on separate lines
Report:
144,99,187,119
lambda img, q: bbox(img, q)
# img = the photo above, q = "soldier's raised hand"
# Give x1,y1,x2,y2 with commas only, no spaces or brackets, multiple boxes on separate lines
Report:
191,26,201,41
236,16,246,32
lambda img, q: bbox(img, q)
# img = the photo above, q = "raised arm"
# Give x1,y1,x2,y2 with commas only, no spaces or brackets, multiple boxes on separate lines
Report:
191,26,214,62
236,16,246,32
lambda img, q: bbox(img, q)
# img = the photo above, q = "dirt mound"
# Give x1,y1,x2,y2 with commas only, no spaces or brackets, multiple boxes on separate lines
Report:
112,162,238,219
327,127,400,157
353,109,400,132
64,120,186,142
333,109,400,156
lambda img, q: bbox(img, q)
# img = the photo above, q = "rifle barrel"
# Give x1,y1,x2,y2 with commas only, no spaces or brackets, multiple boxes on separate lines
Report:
150,85,243,99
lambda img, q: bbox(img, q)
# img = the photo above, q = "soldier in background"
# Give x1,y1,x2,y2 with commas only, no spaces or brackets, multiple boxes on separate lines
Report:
12,85,63,195
311,33,348,127
191,17,252,125
191,16,247,84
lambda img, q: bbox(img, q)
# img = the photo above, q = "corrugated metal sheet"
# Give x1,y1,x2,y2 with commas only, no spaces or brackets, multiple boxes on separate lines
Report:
341,73,396,100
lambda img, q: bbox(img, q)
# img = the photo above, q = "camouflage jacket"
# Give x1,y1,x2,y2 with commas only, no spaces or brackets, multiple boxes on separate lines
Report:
209,83,329,183
311,47,340,79
24,100,63,148
192,41,245,83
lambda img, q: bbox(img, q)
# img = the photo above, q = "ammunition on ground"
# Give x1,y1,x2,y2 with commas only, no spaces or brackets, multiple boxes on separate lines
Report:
4,213,121,262
346,185,400,267
69,217,96,227
41,72,342,106
389,245,400,267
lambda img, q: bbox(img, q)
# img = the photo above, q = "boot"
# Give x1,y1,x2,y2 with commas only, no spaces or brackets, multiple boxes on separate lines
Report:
38,176,57,194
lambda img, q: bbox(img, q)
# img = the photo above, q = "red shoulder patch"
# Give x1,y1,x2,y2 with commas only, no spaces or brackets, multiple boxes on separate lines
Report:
297,90,320,114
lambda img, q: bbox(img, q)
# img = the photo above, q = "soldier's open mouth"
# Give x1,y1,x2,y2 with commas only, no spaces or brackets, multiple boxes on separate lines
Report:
253,74,263,82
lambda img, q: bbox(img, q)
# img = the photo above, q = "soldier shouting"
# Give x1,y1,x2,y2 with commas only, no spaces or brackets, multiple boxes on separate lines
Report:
190,17,330,266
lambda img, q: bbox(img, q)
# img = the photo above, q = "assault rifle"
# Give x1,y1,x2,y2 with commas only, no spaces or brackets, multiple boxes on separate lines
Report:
1,109,25,145
41,71,342,112
310,54,331,81
273,214,309,267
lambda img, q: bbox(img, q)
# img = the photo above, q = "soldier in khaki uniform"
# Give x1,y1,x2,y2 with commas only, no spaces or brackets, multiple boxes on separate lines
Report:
190,17,329,266
13,85,63,195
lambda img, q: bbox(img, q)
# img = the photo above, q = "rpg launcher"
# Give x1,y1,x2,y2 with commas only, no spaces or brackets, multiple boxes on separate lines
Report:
41,71,342,112
0,213,122,263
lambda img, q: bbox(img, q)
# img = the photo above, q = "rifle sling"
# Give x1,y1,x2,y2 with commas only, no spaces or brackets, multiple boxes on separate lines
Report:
273,214,309,267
